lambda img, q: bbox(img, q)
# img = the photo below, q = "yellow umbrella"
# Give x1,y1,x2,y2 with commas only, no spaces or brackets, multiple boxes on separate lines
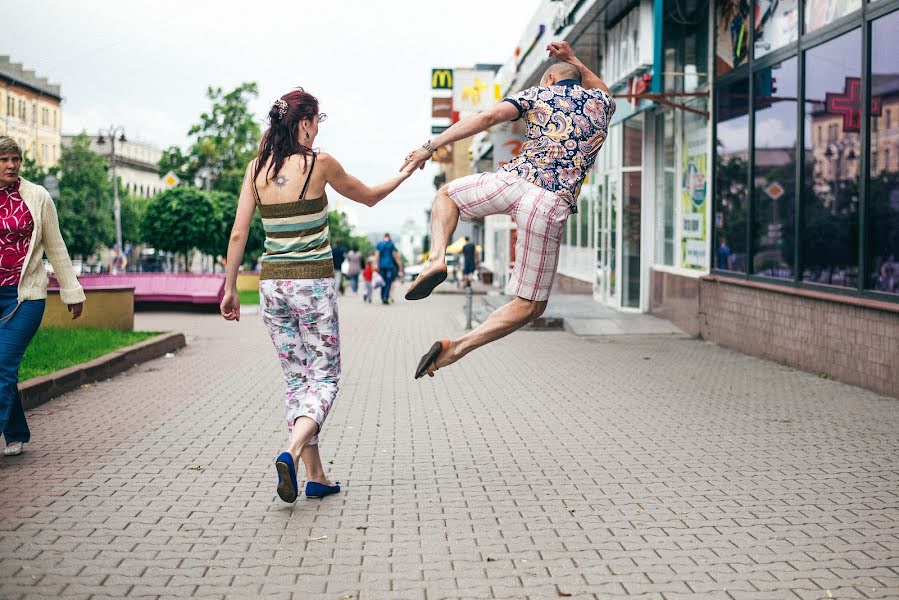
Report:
446,238,482,255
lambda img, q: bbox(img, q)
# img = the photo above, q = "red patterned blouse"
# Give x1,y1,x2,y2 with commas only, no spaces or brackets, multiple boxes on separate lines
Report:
0,179,35,287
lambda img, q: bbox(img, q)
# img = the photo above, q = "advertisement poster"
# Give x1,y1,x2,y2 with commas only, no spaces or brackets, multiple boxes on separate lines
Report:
681,114,708,269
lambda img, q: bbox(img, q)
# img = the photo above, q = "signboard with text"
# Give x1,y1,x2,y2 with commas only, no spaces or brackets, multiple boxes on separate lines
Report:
431,69,454,90
453,69,498,115
431,97,452,119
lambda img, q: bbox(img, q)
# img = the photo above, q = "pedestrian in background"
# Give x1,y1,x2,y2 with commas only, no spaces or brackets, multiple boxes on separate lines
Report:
331,241,346,295
346,245,362,294
376,233,400,305
362,256,375,303
461,236,478,286
219,89,415,503
0,136,85,457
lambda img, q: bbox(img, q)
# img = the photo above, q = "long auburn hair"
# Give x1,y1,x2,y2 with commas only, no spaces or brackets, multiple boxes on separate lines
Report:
254,89,319,181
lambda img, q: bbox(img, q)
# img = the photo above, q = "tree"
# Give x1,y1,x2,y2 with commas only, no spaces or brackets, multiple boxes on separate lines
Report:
19,152,48,183
120,190,149,246
142,187,221,269
210,190,265,266
328,210,374,255
54,134,115,257
159,82,261,196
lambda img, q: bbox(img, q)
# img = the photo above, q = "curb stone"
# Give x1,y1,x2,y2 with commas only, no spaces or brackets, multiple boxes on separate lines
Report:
19,332,187,410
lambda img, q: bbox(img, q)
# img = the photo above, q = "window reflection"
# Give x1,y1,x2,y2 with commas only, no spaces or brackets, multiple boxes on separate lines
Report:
753,57,798,279
716,0,750,76
715,78,750,273
802,29,861,289
805,0,861,33
868,10,899,294
755,0,799,58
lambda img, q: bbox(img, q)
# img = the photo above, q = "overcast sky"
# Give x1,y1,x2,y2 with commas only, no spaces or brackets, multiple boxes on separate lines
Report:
9,0,541,234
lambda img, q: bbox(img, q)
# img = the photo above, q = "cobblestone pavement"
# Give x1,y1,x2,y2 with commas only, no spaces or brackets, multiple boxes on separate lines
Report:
1,288,898,600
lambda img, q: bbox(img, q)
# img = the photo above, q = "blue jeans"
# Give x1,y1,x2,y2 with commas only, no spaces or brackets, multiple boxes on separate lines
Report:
380,267,396,302
0,285,45,444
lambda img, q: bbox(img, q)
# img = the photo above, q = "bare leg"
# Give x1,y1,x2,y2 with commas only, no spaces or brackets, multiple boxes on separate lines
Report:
299,444,333,486
425,297,547,376
426,185,460,266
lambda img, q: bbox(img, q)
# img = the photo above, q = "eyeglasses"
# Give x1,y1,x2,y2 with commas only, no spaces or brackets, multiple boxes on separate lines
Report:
317,113,328,123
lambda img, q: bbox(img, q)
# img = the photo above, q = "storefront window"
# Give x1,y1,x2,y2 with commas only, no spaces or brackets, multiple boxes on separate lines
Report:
868,9,899,294
714,78,750,272
755,0,799,58
682,103,709,269
805,0,862,33
753,57,798,279
623,117,643,167
716,0,750,75
579,196,591,248
802,29,861,288
655,110,676,266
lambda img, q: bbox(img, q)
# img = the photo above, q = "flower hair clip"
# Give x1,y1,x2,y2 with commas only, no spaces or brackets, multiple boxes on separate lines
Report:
273,99,288,119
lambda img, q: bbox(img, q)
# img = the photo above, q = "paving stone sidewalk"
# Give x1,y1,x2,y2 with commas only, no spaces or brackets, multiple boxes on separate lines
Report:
1,290,897,600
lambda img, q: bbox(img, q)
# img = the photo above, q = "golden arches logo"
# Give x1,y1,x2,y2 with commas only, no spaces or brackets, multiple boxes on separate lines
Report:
431,69,453,90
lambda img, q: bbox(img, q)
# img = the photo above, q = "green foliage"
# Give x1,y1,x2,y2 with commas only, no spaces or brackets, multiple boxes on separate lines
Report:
120,190,149,246
142,187,221,264
328,210,373,255
21,328,158,381
158,82,261,196
54,133,115,257
20,152,48,183
209,191,265,266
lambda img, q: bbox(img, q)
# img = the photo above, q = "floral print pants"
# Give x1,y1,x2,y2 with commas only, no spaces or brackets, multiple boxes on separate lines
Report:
260,278,340,446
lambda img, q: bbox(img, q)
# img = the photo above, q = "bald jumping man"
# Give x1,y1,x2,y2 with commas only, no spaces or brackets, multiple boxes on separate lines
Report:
402,42,615,379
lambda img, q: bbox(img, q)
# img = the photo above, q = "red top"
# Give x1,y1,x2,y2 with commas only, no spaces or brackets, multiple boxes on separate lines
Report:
363,265,374,282
0,179,34,287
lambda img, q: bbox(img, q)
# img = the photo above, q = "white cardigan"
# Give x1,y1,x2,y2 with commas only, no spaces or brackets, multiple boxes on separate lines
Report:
14,178,85,305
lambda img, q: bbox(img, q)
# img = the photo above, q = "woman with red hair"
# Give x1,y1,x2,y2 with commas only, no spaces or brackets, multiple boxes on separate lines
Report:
220,89,415,503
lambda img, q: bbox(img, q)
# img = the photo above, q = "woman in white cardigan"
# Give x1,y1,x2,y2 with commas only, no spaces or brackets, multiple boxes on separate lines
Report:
0,136,84,456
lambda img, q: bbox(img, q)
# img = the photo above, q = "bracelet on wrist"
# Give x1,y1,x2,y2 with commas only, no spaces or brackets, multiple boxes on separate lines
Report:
422,140,436,154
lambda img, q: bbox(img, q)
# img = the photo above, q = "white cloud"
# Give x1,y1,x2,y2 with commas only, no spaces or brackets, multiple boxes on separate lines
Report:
10,0,540,233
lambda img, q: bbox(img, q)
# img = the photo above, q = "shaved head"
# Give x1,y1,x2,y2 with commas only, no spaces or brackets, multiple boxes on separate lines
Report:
541,61,581,85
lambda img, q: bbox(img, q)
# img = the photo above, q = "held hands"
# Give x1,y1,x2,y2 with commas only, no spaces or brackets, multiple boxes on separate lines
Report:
220,290,240,321
547,41,576,62
400,147,432,173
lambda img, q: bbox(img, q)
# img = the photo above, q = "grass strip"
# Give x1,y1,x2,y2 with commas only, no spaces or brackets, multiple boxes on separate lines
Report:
20,328,160,381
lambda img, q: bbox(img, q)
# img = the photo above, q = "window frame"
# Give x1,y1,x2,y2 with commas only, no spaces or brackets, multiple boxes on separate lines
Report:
711,0,899,304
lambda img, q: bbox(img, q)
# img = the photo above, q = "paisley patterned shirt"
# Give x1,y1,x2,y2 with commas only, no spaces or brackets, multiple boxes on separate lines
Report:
501,79,616,207
0,179,34,287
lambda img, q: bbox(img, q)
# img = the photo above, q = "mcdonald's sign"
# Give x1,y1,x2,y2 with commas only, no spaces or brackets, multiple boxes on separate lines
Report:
432,69,453,90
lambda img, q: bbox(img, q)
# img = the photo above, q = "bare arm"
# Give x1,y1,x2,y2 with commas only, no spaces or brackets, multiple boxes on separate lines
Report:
220,163,257,320
401,102,520,171
547,42,611,95
323,154,414,207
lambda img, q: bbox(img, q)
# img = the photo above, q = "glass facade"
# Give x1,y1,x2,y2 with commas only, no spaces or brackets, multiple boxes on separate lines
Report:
714,78,750,272
802,30,861,288
753,57,798,279
869,9,899,293
713,0,899,299
755,0,799,58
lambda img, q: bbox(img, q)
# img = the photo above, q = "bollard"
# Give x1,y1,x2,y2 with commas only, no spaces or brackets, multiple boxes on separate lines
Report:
465,281,473,330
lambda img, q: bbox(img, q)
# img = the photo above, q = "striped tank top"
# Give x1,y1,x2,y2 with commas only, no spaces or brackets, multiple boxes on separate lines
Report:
253,153,334,280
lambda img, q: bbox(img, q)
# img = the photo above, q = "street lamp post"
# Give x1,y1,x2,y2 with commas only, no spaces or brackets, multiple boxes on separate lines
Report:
98,126,126,253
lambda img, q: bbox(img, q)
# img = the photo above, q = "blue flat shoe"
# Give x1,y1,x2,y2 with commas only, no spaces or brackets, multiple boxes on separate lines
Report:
305,481,341,499
275,451,298,503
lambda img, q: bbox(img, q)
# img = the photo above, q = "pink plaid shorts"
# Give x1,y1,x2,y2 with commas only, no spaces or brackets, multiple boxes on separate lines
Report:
448,171,572,301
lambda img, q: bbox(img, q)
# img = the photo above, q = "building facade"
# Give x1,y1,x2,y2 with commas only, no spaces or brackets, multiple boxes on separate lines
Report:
62,135,166,198
0,56,62,167
708,0,899,396
462,0,898,396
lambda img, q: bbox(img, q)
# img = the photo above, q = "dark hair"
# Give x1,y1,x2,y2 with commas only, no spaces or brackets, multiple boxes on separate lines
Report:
254,89,319,181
